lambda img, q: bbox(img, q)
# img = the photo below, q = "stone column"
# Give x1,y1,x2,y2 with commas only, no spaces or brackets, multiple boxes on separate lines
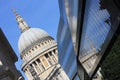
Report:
27,68,33,80
25,70,30,80
52,51,57,59
39,58,45,71
35,60,41,73
32,63,39,74
48,53,55,64
52,51,58,63
55,49,58,55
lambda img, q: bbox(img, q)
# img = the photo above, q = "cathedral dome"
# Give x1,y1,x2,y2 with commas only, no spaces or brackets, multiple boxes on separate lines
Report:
12,9,50,54
18,28,49,53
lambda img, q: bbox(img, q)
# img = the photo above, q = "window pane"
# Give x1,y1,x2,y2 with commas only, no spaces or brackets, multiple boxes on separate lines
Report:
79,0,111,76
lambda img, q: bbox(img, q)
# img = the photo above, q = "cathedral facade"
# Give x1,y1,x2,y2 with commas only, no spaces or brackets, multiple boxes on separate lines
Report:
13,9,69,80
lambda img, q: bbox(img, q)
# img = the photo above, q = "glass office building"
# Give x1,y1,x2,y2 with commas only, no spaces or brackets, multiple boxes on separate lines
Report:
57,0,120,80
78,0,110,77
57,0,79,80
77,0,120,79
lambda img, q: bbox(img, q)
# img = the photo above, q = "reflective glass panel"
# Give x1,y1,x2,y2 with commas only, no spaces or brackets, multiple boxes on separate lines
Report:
79,0,111,77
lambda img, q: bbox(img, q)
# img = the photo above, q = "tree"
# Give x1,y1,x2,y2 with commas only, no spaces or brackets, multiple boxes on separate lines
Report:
101,36,120,80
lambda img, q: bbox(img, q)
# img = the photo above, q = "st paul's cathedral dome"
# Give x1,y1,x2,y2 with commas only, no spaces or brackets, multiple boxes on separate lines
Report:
18,28,49,54
13,9,70,80
13,9,50,54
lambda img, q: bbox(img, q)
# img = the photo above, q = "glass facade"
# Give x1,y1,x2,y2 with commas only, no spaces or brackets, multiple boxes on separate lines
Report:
57,0,79,79
63,0,78,48
58,0,120,79
77,0,120,78
79,0,110,76
79,0,110,58
57,19,78,79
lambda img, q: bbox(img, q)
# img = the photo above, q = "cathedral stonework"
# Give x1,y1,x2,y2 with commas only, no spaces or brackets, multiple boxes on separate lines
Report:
13,9,69,80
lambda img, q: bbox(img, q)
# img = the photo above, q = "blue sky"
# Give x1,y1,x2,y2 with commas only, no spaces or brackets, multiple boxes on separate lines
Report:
0,0,59,79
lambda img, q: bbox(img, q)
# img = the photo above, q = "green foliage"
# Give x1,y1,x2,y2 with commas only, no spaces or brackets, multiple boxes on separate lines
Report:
101,36,120,80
